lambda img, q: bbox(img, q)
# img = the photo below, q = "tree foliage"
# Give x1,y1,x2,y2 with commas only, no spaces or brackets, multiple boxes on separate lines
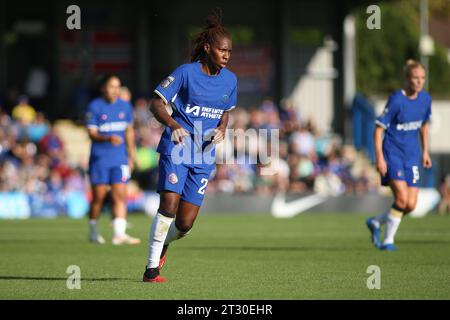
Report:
354,0,450,97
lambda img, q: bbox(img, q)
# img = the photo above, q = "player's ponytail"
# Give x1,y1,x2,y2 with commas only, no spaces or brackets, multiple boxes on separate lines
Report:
190,9,231,62
404,59,425,78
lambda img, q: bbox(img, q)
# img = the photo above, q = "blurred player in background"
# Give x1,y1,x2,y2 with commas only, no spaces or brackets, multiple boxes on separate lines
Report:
86,74,140,245
143,12,237,282
366,60,432,251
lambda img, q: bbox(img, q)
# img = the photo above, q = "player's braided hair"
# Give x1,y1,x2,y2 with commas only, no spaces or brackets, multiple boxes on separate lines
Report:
190,10,231,62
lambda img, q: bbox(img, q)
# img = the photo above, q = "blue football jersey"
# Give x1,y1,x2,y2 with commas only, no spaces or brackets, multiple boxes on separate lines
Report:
376,90,432,164
86,97,133,164
154,61,237,166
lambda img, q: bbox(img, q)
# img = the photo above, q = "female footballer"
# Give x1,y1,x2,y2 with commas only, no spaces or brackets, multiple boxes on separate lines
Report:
86,74,140,245
143,13,237,282
366,60,432,251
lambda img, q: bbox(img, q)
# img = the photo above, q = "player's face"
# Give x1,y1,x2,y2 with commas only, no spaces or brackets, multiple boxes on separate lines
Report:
208,37,232,69
407,67,426,94
103,77,121,103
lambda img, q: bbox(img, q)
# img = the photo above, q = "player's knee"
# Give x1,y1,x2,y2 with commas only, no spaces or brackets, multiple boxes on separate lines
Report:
176,220,194,233
405,201,417,214
91,197,105,207
158,203,178,216
111,192,126,204
394,195,408,209
159,197,179,215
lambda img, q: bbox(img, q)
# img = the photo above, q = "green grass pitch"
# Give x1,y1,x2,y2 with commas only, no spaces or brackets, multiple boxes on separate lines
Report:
1,213,450,299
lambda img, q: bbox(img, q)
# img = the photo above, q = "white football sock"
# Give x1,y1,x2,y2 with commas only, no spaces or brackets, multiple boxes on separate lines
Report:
164,221,189,245
113,217,127,237
89,219,99,237
384,214,402,245
146,212,174,269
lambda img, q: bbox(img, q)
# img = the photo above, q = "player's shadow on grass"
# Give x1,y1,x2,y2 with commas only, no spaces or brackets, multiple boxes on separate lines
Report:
0,276,128,282
0,239,87,244
400,240,450,245
181,246,348,252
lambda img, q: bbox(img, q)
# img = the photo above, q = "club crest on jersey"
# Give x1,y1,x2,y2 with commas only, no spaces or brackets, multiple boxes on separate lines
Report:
161,76,175,88
119,112,125,119
101,114,107,120
168,173,178,184
397,170,403,177
222,94,229,102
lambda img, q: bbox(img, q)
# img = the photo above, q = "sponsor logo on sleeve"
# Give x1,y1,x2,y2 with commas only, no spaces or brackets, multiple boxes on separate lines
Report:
161,76,175,89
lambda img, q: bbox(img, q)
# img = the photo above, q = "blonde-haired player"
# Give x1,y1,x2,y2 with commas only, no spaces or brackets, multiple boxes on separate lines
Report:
366,59,432,250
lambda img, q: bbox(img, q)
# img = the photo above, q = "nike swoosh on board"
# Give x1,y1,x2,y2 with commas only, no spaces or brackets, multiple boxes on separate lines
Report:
271,193,328,218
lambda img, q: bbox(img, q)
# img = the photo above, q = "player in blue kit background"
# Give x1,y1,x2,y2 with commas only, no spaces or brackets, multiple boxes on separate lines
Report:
143,12,237,282
366,60,432,251
86,74,140,245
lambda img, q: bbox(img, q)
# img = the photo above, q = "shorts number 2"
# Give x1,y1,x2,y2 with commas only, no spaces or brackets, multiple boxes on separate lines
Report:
198,178,208,195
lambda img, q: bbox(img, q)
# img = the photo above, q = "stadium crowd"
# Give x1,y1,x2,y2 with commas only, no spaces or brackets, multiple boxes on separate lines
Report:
210,98,379,196
0,91,387,217
0,97,88,218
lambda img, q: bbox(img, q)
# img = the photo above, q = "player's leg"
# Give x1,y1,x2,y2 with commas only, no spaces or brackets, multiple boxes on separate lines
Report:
366,173,390,248
144,191,180,282
162,167,209,251
109,165,140,245
88,184,108,244
381,179,408,250
158,191,183,270
110,182,141,245
88,160,110,243
168,165,210,242
404,186,419,215
164,200,200,246
403,164,421,215
144,154,187,282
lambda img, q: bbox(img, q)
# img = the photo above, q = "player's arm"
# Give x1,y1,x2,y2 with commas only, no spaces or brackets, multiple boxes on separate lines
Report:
86,103,121,145
212,111,229,144
150,95,188,144
87,128,122,145
374,126,387,176
420,122,432,168
374,94,399,176
125,125,137,172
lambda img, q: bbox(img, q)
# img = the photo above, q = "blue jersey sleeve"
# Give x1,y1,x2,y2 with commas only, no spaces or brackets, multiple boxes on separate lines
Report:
86,102,99,129
376,94,400,129
226,84,237,111
424,96,432,123
154,65,186,105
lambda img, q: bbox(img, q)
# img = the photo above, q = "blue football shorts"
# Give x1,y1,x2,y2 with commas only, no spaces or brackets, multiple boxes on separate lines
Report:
89,161,130,185
381,153,420,187
157,153,212,207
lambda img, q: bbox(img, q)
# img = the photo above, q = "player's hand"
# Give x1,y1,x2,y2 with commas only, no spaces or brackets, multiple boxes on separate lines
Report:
376,157,387,176
212,127,225,144
170,123,189,145
423,152,432,168
110,135,123,146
